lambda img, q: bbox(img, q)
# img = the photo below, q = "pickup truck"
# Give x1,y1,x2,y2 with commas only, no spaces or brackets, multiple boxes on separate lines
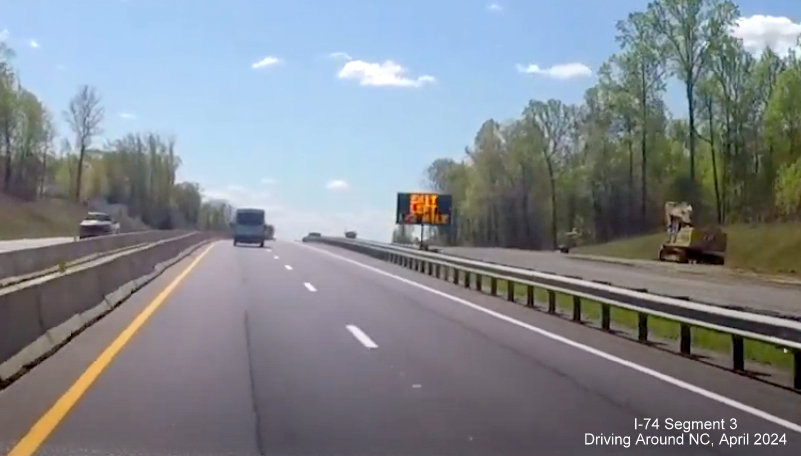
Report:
78,212,121,239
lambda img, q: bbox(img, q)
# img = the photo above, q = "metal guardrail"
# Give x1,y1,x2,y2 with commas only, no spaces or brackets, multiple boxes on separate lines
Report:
312,237,801,390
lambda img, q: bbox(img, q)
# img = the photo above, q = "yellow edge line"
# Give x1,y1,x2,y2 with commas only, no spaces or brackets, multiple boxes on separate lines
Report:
6,242,216,456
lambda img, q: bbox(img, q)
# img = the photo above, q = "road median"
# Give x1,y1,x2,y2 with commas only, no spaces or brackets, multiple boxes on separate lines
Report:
0,231,217,387
0,230,190,283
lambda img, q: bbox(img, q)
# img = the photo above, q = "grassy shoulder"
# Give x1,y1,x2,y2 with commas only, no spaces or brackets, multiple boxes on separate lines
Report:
0,193,154,240
572,223,801,276
0,193,88,240
487,280,793,372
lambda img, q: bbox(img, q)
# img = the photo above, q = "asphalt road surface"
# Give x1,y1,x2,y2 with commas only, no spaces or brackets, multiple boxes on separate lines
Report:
0,237,73,253
437,246,801,318
1,240,800,455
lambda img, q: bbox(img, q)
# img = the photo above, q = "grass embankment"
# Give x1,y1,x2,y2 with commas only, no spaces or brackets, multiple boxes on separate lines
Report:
573,223,801,276
0,193,88,240
0,193,150,240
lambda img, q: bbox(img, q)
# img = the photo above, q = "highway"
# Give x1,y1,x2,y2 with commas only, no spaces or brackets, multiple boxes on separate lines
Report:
437,246,801,318
0,237,73,253
1,240,800,455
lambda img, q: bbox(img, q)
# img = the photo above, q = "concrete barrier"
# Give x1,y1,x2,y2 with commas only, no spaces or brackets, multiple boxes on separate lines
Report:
0,231,216,384
0,230,190,282
0,285,43,365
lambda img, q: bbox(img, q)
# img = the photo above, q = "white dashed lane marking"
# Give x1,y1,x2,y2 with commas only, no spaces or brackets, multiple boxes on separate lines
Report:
346,325,378,349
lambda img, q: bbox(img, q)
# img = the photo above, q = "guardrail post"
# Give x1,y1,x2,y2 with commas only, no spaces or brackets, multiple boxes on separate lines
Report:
490,277,497,296
793,350,800,390
680,324,692,355
732,335,745,371
464,271,471,288
427,262,433,276
475,274,482,291
601,304,610,331
453,268,459,285
527,285,534,307
507,281,515,302
638,314,648,342
547,290,556,313
572,296,581,322
435,264,441,279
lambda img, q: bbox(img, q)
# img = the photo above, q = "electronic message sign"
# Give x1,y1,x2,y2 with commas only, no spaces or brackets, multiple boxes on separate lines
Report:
396,192,452,225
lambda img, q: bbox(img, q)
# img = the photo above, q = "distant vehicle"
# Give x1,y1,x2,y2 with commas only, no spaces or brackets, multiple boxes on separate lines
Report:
345,230,357,239
302,232,322,243
78,212,120,239
232,208,267,247
265,224,275,240
558,228,580,253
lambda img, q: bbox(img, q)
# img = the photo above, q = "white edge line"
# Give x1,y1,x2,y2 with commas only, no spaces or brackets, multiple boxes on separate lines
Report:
346,324,378,349
284,264,293,270
298,243,801,434
304,282,317,292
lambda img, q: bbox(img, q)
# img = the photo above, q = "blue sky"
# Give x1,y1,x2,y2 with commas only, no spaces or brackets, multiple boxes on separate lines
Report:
3,0,801,240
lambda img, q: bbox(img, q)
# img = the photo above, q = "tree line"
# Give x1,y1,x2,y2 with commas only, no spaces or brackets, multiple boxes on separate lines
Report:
0,41,230,231
414,0,801,250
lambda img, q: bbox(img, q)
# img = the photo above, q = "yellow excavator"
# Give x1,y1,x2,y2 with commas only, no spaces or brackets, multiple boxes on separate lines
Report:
658,202,727,265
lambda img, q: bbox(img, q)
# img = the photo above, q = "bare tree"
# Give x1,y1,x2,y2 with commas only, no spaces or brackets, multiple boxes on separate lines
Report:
64,85,103,202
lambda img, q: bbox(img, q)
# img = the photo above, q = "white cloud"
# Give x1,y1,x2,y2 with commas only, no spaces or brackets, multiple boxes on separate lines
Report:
119,112,137,120
329,51,352,61
260,177,277,185
225,184,248,193
0,30,9,42
29,39,40,49
488,3,504,13
202,183,394,242
203,185,277,213
338,59,436,88
516,62,593,79
732,15,801,57
326,179,349,190
251,56,282,69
